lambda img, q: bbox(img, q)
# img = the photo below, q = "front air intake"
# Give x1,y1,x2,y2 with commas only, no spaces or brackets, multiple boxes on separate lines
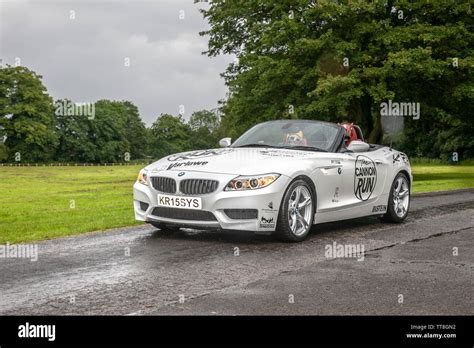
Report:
224,209,258,220
152,207,217,221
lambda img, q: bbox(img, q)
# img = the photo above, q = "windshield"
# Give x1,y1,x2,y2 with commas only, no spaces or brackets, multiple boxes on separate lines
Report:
231,120,341,152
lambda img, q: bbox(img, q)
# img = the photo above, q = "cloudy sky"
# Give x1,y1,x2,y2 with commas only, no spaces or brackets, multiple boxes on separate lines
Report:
0,0,232,125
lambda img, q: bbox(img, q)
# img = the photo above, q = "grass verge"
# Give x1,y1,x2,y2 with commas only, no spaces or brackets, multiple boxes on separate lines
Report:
0,163,473,243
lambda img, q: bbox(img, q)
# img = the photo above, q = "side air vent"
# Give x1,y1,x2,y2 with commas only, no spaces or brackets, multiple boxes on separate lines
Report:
139,201,149,211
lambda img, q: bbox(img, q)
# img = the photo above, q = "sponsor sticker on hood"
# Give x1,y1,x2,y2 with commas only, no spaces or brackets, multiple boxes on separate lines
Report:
167,160,208,170
167,149,234,162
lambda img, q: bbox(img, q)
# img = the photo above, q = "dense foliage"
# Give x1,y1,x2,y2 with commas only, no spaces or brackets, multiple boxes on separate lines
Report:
0,66,58,162
200,0,473,159
0,66,221,163
1,0,472,163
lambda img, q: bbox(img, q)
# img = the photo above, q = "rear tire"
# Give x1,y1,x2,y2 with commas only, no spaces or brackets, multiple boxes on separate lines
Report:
381,172,410,223
275,179,315,242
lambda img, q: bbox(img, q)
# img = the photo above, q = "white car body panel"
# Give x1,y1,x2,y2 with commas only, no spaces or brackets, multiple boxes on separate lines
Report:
133,145,412,234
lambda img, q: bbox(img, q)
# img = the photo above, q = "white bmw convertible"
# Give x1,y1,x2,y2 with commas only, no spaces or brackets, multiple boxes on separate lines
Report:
134,120,412,242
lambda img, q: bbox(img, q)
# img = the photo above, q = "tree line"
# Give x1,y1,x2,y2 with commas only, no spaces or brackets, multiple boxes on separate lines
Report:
200,0,473,160
0,66,222,163
2,0,473,163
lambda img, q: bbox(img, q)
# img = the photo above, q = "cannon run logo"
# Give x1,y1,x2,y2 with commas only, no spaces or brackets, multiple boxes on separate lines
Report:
354,155,377,201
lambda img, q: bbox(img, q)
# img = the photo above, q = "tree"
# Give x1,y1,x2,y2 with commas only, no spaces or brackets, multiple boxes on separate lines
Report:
0,142,7,162
0,65,58,162
54,99,96,162
188,110,220,150
54,99,148,163
0,126,7,161
123,101,148,160
89,100,131,163
188,109,220,133
201,0,474,158
149,114,191,158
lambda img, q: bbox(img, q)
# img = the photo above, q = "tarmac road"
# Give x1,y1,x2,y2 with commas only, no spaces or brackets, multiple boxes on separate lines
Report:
0,189,472,315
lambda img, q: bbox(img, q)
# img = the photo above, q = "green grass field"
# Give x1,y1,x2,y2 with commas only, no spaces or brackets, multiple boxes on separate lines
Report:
0,165,143,244
411,164,474,193
1,163,473,244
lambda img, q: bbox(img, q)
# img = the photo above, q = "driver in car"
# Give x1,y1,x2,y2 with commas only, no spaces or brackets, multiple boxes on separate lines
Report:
284,130,308,146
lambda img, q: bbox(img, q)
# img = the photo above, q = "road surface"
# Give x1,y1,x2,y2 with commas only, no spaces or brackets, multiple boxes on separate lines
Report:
0,189,473,315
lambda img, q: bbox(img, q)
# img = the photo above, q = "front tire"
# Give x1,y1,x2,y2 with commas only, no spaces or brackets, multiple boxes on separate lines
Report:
381,172,410,223
275,179,315,242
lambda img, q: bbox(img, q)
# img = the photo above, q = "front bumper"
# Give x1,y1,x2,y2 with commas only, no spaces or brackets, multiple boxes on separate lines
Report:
133,171,290,233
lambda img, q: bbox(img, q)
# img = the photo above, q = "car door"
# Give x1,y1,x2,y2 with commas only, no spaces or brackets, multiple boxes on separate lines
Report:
312,155,345,213
339,149,389,211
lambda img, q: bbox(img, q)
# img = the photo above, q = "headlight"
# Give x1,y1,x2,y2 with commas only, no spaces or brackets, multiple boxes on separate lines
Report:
225,174,280,191
137,169,149,186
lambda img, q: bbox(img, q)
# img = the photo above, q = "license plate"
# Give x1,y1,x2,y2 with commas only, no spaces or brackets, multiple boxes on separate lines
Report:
157,194,202,210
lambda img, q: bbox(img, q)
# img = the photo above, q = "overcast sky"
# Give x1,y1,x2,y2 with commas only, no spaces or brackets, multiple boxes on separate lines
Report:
0,0,232,125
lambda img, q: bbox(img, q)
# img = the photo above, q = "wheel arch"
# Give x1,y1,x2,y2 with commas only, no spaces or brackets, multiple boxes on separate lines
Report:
396,169,412,190
291,174,317,207
274,174,317,241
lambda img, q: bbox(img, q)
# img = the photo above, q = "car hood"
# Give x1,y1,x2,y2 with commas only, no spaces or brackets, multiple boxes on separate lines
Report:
146,147,338,176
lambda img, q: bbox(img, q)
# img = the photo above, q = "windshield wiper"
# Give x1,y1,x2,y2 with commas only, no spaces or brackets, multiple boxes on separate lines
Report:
280,145,328,152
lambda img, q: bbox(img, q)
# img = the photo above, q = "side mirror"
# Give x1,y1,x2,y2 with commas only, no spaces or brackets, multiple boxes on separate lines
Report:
347,140,370,153
219,137,232,148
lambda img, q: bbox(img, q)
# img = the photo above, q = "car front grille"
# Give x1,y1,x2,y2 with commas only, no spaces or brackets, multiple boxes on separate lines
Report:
224,209,258,220
151,177,176,193
152,207,217,221
179,179,219,195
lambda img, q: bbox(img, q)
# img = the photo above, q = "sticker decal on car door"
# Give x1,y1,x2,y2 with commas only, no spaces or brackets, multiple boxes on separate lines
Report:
354,155,377,201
